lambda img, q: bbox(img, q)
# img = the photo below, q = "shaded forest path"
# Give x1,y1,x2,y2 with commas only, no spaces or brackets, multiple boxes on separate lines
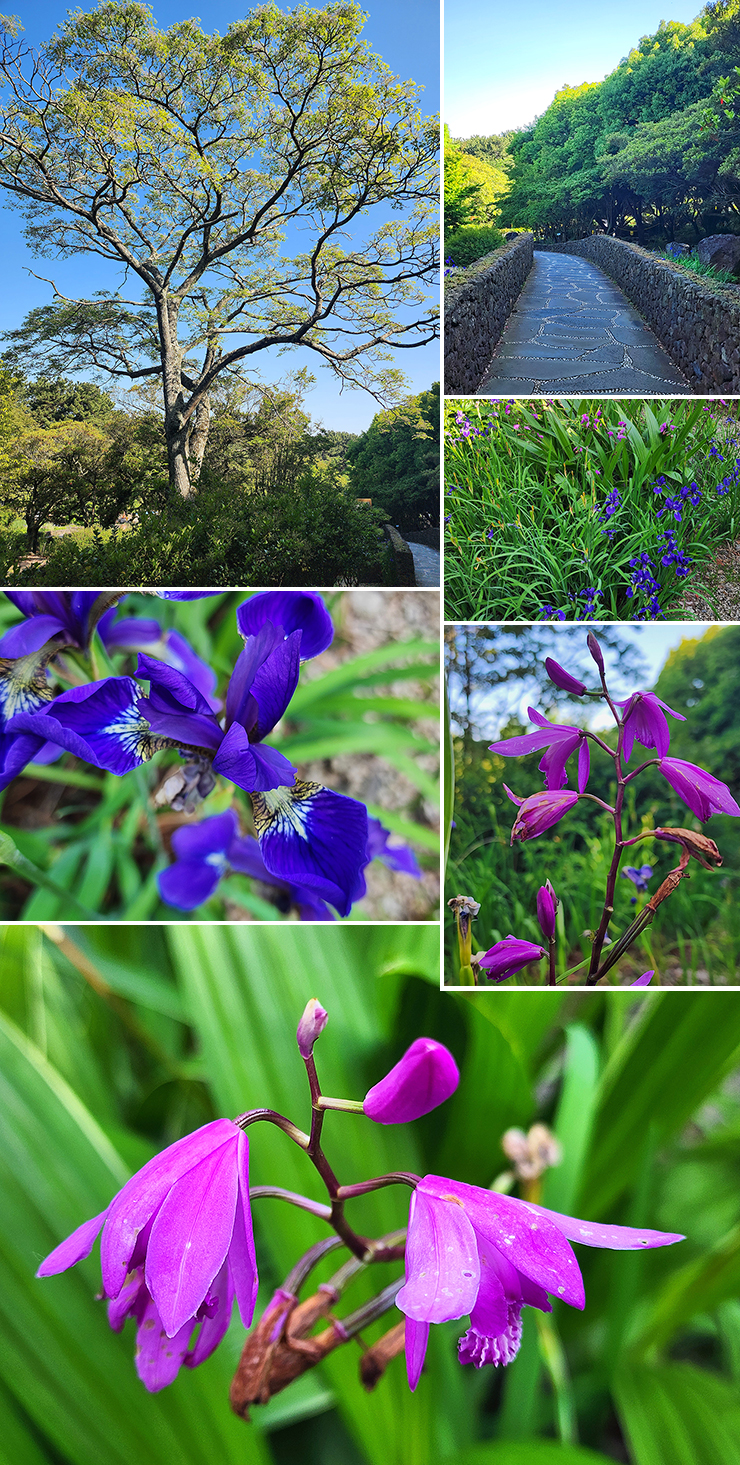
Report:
478,252,690,395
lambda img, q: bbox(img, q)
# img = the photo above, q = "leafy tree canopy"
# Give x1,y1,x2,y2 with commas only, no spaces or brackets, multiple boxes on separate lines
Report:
0,2,438,495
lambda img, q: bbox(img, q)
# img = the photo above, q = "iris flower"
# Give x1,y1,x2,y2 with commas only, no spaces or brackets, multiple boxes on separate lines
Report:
10,593,368,915
158,809,419,918
37,1118,258,1393
396,1176,683,1389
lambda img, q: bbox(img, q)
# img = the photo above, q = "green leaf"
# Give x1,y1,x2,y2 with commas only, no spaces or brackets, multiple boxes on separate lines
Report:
542,1025,599,1216
453,1440,615,1462
581,994,740,1215
614,1361,740,1465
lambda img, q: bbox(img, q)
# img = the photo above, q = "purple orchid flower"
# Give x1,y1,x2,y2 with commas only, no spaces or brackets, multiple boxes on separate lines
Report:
37,1118,258,1393
363,1039,460,1123
7,593,368,915
536,880,558,941
505,789,580,843
622,864,652,895
489,709,590,793
396,1175,684,1389
659,759,740,821
630,971,654,986
475,935,546,983
544,658,587,696
616,691,685,762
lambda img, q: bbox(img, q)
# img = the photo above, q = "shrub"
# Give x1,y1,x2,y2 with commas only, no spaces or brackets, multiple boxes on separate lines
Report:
5,473,393,587
443,224,505,269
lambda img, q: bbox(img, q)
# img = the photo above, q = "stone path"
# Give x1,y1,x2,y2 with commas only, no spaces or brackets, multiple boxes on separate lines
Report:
407,540,440,587
478,252,690,395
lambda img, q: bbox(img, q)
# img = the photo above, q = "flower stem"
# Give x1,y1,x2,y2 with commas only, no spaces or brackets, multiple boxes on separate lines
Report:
588,669,626,979
234,1108,310,1149
315,1097,366,1114
249,1186,332,1220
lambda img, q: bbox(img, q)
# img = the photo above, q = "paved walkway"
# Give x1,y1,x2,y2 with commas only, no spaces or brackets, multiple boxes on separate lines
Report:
408,540,440,587
478,252,690,395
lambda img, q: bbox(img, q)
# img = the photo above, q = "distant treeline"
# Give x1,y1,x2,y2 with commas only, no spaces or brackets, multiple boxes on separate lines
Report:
453,0,740,242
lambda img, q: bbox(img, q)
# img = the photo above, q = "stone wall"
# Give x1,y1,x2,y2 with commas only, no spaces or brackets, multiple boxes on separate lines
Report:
383,524,416,585
444,234,534,393
535,237,740,391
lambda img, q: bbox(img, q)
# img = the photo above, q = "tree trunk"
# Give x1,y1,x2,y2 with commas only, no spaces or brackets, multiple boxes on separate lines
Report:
188,394,211,483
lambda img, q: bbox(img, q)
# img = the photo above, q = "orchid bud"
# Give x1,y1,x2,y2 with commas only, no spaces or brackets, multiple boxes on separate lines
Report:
586,631,605,673
296,999,328,1059
363,1038,459,1124
536,880,558,941
544,658,587,696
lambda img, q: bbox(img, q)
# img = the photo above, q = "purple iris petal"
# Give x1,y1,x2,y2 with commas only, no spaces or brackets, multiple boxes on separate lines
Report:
236,592,334,660
366,817,421,877
9,679,142,775
659,758,740,821
622,864,652,894
158,853,226,910
154,592,221,600
363,1038,460,1124
137,654,216,722
617,691,685,762
247,632,302,739
212,722,297,792
0,614,69,657
99,613,219,710
225,623,284,731
544,658,587,696
251,783,369,918
476,936,546,982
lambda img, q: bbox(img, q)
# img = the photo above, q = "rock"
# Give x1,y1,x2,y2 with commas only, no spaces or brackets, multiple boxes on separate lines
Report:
696,234,740,277
665,241,690,257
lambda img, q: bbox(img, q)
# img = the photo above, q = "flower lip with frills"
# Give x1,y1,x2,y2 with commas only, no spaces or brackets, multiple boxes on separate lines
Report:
489,709,590,793
396,1175,684,1390
36,1117,258,1393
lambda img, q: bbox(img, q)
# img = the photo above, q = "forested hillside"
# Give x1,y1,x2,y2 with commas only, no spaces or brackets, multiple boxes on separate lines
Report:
455,0,740,242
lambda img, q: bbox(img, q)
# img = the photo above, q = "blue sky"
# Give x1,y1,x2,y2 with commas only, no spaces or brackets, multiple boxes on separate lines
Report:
445,0,704,138
0,0,440,433
493,623,709,736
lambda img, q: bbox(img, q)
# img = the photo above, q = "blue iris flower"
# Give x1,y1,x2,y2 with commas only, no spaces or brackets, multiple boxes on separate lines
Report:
622,864,653,896
8,591,369,918
157,810,420,918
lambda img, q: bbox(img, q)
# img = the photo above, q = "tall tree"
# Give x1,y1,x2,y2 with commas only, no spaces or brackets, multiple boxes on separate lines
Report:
0,3,438,496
